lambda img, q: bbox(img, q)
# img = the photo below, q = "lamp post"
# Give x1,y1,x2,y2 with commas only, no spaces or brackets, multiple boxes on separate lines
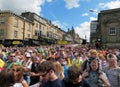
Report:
89,10,102,49
89,9,99,13
85,34,87,44
23,17,26,45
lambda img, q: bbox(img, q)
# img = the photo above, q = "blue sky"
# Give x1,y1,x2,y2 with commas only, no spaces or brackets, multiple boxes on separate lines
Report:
0,0,120,41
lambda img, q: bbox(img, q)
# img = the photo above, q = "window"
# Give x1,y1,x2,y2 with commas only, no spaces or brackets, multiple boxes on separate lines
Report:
28,24,31,31
35,15,39,21
14,30,18,38
109,27,116,35
0,29,4,36
0,17,5,24
47,32,49,37
14,18,18,27
40,31,42,37
35,30,38,36
42,26,44,30
28,34,30,38
39,24,41,29
36,23,38,28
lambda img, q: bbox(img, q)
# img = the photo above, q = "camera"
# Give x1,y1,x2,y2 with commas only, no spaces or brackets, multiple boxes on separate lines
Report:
98,79,105,87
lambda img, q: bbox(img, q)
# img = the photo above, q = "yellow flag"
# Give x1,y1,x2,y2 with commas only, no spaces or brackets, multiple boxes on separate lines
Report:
0,59,5,68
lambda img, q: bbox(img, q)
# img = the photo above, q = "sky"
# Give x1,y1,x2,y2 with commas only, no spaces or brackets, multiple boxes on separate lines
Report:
0,0,120,42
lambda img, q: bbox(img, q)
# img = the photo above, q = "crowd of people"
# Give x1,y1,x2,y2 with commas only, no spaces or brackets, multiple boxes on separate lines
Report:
0,44,120,87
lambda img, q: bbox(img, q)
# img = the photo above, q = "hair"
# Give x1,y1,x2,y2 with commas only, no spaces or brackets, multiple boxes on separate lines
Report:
11,63,23,82
89,58,101,73
37,53,44,59
53,61,63,79
31,54,39,61
107,53,117,60
38,61,55,72
0,69,15,87
89,49,98,55
68,65,82,81
89,58,99,64
8,51,15,56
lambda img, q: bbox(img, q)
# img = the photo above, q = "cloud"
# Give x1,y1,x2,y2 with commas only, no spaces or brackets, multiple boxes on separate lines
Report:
105,0,120,9
46,0,53,2
80,0,91,1
64,0,80,9
99,0,120,9
0,0,45,15
90,17,97,21
74,21,90,42
74,16,97,42
82,13,88,16
52,20,61,27
52,20,69,31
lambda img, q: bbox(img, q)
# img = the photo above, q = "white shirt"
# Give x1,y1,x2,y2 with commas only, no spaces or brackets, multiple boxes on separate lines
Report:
12,83,23,87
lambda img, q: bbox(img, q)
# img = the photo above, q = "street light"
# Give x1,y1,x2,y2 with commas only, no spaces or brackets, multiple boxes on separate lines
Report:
89,9,99,13
89,9,102,49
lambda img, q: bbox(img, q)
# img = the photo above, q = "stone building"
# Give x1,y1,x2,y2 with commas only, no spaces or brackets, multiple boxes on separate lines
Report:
90,20,98,43
0,10,33,46
0,10,67,46
0,10,79,46
97,8,120,48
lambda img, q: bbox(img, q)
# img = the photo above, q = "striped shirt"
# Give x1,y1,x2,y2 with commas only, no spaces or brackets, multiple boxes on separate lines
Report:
107,68,119,87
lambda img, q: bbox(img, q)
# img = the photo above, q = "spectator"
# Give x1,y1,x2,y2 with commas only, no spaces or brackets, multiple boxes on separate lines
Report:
63,65,90,87
6,52,20,69
0,58,5,71
38,61,64,87
53,61,65,80
104,54,120,87
82,59,110,87
0,69,15,87
82,49,102,72
5,51,24,79
11,63,29,87
29,55,40,86
71,52,83,67
22,52,32,84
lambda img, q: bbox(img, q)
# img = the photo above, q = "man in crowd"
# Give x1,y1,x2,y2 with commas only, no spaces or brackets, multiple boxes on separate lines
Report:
104,54,120,87
38,61,64,87
63,65,90,87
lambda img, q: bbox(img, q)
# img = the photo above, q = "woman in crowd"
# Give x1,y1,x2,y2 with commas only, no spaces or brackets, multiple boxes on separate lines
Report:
53,61,65,80
82,59,110,87
11,63,29,87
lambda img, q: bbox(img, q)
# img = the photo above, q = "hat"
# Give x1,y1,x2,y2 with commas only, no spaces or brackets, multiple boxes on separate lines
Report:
7,62,22,69
25,53,31,58
38,48,44,53
89,49,98,55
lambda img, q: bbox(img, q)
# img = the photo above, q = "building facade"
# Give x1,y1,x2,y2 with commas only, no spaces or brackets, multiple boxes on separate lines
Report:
97,8,120,48
0,10,79,46
21,12,69,45
90,20,98,43
0,10,33,46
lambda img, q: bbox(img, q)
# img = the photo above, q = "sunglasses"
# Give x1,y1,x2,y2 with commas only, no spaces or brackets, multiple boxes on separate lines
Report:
10,55,15,57
12,69,20,72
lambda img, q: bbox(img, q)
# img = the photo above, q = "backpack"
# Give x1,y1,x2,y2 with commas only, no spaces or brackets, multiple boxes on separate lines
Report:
82,59,88,71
